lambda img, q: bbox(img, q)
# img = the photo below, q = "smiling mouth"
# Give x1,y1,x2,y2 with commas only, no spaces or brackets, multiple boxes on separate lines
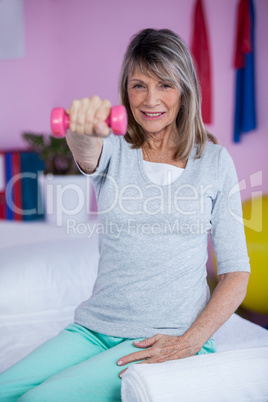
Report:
141,111,166,117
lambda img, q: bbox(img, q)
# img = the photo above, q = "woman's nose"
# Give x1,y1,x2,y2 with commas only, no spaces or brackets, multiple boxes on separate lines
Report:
143,88,160,108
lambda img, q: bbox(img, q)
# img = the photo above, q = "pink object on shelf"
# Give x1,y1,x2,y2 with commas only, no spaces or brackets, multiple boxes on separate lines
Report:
51,105,127,137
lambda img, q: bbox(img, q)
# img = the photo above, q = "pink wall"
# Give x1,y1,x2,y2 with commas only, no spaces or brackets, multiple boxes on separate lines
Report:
1,1,268,320
1,0,267,200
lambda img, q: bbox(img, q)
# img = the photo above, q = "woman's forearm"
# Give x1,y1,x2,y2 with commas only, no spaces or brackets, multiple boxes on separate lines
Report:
182,271,250,350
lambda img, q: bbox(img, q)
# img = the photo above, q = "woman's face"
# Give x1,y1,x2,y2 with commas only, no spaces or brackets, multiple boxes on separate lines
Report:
127,68,182,138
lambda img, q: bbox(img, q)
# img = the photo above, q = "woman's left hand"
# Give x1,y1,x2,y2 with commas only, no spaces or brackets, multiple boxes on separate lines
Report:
117,333,201,378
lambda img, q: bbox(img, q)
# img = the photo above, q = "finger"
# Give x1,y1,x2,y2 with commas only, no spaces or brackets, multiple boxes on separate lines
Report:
138,346,192,364
68,100,80,133
94,121,111,137
77,96,98,134
77,98,94,135
117,350,149,366
93,99,111,136
133,335,160,348
95,99,111,122
119,368,128,379
84,95,102,135
119,359,150,379
134,352,173,365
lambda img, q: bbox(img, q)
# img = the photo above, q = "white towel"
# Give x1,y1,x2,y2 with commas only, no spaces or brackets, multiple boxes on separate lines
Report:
121,314,268,402
121,347,268,402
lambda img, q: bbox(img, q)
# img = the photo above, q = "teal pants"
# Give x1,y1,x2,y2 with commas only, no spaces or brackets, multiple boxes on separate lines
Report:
0,323,216,402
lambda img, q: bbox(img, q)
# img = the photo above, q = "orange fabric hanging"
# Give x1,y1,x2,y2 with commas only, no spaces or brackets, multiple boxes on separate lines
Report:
190,0,212,124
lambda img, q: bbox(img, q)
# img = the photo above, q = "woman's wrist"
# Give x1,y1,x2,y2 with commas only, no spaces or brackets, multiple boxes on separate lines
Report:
180,325,209,352
76,159,97,174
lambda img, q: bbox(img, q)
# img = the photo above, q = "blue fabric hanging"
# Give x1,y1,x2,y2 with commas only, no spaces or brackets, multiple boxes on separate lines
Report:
233,0,256,143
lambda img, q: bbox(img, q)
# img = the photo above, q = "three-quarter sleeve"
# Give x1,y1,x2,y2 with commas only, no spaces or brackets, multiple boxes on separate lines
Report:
210,147,251,275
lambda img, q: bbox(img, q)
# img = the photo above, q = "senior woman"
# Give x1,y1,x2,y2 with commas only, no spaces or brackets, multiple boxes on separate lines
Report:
0,28,250,401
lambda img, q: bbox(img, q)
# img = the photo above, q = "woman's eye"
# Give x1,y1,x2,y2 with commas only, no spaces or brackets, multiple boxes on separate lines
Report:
133,84,144,89
161,84,172,89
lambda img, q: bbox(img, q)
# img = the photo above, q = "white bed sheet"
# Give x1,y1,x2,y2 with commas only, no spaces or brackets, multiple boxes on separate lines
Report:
0,309,74,373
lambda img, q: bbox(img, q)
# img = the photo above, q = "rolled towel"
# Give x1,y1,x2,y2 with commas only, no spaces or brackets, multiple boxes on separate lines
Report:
121,347,268,402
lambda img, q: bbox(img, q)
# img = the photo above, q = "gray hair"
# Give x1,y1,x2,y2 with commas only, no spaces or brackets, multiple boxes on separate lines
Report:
119,28,217,160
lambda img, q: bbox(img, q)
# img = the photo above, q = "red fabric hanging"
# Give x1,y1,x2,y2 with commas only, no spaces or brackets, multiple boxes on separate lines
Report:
234,0,252,69
191,0,212,124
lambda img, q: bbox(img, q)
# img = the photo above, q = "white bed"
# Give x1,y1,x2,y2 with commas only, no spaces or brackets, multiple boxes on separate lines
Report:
1,221,268,401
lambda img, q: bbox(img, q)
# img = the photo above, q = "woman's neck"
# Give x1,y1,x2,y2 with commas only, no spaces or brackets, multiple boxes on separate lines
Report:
142,131,186,168
143,129,177,153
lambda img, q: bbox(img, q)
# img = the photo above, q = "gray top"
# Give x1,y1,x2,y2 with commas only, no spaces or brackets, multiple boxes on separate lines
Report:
74,134,250,338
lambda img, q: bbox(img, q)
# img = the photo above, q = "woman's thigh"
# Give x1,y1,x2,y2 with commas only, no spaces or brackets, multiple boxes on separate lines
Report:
18,337,146,402
18,338,216,402
0,323,108,401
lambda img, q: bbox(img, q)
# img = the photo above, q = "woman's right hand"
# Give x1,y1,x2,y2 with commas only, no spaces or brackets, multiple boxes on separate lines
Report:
67,96,112,136
65,96,112,173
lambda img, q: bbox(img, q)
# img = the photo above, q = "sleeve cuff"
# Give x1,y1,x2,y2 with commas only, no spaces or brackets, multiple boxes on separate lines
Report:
74,134,114,177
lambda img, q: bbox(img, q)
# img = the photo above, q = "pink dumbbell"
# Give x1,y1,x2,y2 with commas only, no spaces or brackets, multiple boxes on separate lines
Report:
51,105,127,137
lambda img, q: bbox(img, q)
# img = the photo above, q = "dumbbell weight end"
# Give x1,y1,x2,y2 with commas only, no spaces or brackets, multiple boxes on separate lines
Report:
51,105,127,137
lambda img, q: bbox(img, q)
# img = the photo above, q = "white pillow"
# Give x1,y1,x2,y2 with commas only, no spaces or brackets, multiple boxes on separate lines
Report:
0,236,99,315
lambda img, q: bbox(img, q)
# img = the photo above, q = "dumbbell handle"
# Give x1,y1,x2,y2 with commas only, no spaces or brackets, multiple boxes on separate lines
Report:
51,105,127,137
